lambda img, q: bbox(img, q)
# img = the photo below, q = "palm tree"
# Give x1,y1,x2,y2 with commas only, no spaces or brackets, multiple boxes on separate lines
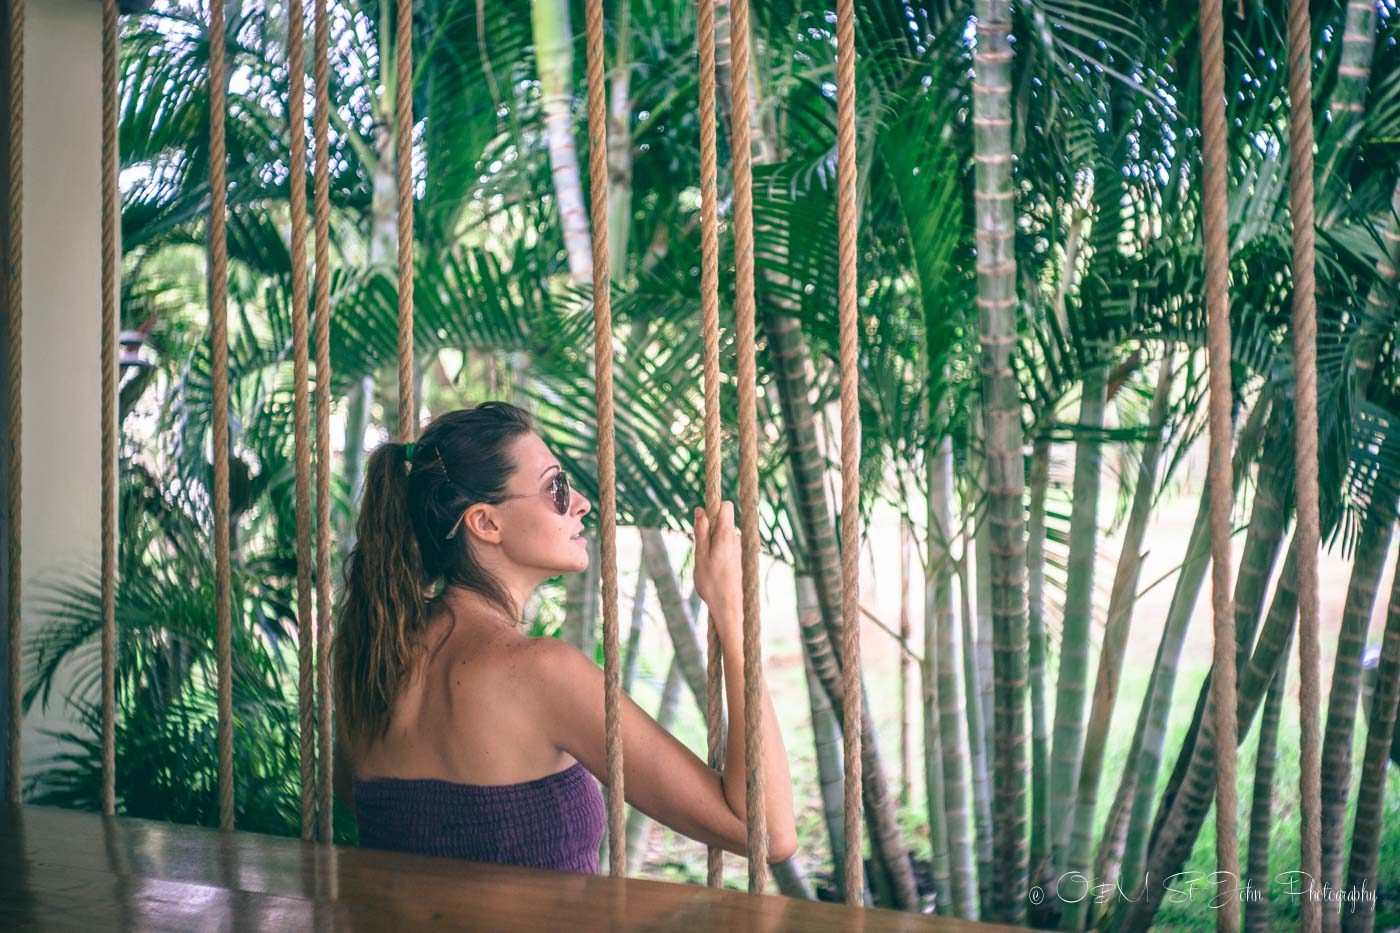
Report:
531,0,592,283
972,1,1028,919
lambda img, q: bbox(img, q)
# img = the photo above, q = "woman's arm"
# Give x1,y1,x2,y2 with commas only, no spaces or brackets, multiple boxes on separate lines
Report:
526,502,796,862
695,501,797,858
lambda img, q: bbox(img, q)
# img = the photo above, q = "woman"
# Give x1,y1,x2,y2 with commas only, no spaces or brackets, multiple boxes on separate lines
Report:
333,402,797,875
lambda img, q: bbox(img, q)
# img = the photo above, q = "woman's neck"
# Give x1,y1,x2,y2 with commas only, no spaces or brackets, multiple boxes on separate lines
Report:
438,584,527,630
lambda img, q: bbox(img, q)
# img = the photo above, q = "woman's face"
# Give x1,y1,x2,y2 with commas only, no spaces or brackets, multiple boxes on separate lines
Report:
485,432,592,577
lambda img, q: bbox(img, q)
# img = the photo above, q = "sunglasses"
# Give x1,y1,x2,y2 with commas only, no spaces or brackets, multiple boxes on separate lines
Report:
446,471,572,539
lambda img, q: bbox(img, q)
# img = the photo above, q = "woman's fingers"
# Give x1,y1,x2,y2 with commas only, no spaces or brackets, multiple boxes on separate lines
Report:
694,506,710,557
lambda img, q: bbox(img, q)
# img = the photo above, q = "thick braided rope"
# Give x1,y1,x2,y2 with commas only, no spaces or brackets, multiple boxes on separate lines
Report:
835,0,863,906
1285,1,1322,928
100,0,119,817
6,0,23,806
696,0,725,888
582,0,625,878
728,0,768,892
394,0,415,441
312,0,334,845
1199,0,1240,926
208,0,236,832
287,0,316,843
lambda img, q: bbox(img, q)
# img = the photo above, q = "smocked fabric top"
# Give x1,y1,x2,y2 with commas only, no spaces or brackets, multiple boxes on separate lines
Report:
353,762,606,875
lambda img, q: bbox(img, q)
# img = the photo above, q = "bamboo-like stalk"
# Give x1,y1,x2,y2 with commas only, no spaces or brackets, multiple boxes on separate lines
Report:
900,518,913,809
622,570,649,695
1104,393,1270,898
972,1,1029,916
1245,630,1292,933
1341,549,1400,932
531,0,592,283
1049,366,1107,875
605,0,632,281
1026,435,1052,899
1061,355,1173,930
929,431,979,917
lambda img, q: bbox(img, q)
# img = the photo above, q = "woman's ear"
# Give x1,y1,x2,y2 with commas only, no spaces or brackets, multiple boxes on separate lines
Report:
463,504,504,545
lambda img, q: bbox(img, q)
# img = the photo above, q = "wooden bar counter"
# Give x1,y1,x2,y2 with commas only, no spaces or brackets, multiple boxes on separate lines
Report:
0,805,1025,931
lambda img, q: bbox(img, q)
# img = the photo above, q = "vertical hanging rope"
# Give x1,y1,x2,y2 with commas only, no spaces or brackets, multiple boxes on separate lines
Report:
100,0,119,818
582,0,625,878
5,0,23,807
727,0,768,893
1284,1,1322,929
207,0,236,833
834,0,862,905
287,0,315,843
311,0,334,845
394,0,415,441
1198,0,1240,926
696,0,725,889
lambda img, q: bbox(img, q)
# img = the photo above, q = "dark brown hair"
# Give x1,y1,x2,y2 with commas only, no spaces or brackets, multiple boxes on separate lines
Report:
333,402,535,748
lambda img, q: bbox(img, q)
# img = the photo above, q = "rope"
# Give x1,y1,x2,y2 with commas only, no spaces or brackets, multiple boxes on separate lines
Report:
207,0,236,832
582,0,625,878
100,0,119,818
696,0,725,888
728,0,768,893
287,0,315,843
312,0,334,845
394,0,415,441
1198,0,1240,925
835,0,863,906
1285,1,1322,928
5,0,23,806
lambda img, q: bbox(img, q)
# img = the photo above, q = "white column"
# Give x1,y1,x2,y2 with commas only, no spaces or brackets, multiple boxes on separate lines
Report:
16,0,107,775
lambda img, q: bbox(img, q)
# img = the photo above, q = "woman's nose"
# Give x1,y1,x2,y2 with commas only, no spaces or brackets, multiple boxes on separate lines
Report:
574,492,592,517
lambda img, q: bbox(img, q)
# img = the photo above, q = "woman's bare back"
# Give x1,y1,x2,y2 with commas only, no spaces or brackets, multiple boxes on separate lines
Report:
353,611,575,785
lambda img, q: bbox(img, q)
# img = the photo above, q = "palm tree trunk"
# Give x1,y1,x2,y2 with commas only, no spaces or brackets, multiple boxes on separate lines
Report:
1106,392,1270,897
772,858,814,900
1049,366,1107,878
639,528,709,714
1121,406,1289,897
1060,355,1173,931
1320,181,1400,920
606,0,632,281
958,544,995,916
622,570,648,695
923,656,953,914
973,1,1029,918
1119,537,1302,929
1245,630,1292,933
800,589,859,904
1319,0,1379,221
1026,434,1053,899
929,430,979,918
800,577,852,899
625,651,682,863
337,375,375,549
969,398,996,764
1319,501,1393,899
1341,548,1400,933
764,312,918,908
531,0,592,283
900,519,913,809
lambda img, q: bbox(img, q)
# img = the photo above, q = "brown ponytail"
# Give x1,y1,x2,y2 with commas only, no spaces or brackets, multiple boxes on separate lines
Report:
333,402,535,748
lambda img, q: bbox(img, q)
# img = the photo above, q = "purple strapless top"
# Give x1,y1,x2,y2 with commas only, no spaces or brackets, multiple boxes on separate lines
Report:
353,762,606,874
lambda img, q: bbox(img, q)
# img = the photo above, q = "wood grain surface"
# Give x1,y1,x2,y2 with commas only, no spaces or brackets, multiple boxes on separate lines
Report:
0,805,1028,931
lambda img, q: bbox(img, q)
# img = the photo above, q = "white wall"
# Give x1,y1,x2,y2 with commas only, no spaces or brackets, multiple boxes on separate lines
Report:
15,0,109,775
